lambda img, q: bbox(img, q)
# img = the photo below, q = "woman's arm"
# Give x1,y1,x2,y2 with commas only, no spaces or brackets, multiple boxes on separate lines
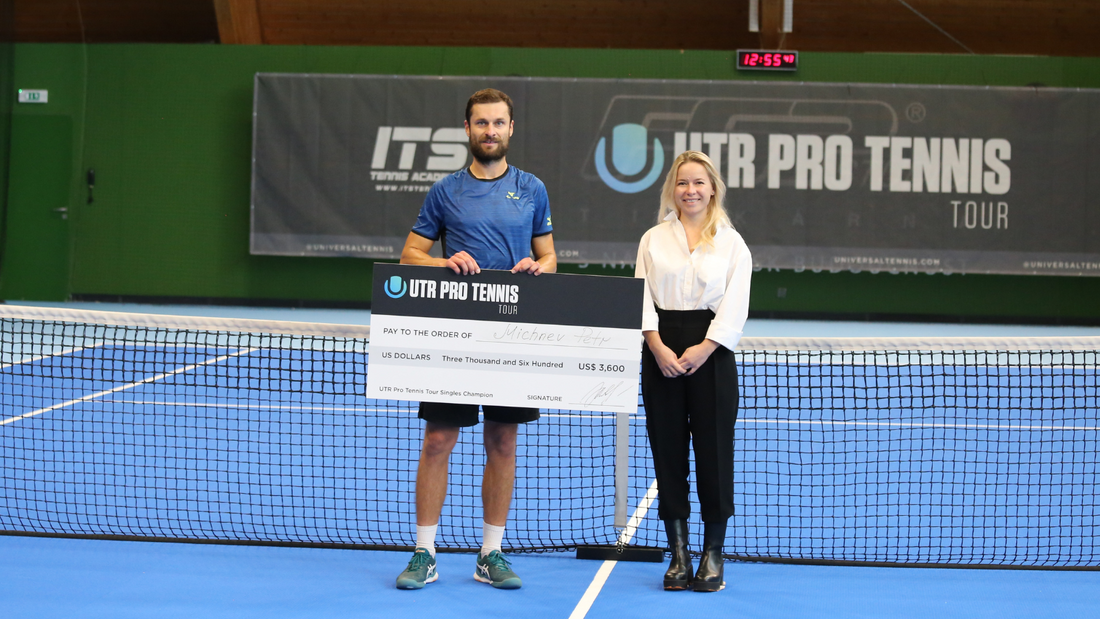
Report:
679,235,752,373
644,330,687,378
637,229,686,378
702,238,753,351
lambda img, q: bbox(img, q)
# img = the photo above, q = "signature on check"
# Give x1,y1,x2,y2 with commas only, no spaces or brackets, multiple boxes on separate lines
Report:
579,381,627,406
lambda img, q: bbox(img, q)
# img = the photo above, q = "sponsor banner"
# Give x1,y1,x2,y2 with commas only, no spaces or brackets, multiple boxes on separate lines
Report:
367,264,643,412
251,74,1100,276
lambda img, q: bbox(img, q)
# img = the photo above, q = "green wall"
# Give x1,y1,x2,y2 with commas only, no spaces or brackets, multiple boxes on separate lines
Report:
3,43,1100,321
0,1,13,289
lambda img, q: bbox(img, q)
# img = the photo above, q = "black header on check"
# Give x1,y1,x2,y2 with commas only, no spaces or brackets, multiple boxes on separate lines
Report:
372,264,643,330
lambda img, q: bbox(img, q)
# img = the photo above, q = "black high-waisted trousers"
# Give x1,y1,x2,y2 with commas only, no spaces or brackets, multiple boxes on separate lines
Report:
640,308,738,522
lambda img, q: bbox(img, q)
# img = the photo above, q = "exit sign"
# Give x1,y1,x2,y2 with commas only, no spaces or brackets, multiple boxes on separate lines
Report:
18,89,48,103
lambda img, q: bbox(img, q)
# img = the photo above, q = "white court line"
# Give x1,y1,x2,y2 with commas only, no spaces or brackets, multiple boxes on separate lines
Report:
569,479,659,619
0,342,107,370
71,399,621,419
0,348,257,426
92,399,1097,431
96,400,1095,431
96,399,388,413
738,419,1100,432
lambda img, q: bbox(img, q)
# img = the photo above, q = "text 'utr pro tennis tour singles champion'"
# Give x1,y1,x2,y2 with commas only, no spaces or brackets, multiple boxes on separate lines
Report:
367,263,643,413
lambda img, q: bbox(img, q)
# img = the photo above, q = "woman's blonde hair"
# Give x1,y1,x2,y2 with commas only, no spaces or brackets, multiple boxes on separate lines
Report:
656,150,731,248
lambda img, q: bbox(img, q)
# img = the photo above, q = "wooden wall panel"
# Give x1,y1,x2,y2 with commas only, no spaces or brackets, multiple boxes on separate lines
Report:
787,0,1100,56
214,0,263,45
11,0,1100,57
15,0,218,43
251,0,1100,56
256,0,754,50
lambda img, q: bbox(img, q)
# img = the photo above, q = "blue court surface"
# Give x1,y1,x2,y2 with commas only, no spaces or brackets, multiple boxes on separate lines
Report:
3,535,1099,619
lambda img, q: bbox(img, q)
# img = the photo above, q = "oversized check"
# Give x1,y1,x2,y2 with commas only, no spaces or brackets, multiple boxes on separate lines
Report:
367,264,643,413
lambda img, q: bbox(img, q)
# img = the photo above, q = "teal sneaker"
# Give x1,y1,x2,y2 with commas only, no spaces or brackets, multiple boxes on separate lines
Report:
396,548,438,589
474,550,522,589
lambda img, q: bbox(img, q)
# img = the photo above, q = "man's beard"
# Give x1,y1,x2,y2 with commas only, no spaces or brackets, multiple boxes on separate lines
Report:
469,135,509,165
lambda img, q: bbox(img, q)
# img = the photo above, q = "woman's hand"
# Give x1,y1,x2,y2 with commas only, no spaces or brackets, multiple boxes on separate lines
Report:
678,340,719,376
644,332,686,378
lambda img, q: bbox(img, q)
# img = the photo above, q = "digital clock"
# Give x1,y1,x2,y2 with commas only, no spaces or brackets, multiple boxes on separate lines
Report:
736,50,799,72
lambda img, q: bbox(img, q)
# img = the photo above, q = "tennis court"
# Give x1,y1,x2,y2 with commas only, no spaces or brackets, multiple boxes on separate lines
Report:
6,535,1100,619
5,3,1100,618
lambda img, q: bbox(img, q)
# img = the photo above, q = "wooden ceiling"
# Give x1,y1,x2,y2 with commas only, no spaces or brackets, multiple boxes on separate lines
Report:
13,0,1100,57
15,1,219,43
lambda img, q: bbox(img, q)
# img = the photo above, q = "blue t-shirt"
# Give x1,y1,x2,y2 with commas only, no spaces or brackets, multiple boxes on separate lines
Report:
411,167,553,270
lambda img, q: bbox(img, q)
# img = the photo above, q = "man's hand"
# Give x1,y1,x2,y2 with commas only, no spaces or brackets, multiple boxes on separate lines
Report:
446,251,481,275
510,257,545,275
526,234,557,274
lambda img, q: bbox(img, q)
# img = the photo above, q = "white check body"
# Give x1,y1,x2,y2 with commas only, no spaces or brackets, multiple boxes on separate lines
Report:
367,315,640,413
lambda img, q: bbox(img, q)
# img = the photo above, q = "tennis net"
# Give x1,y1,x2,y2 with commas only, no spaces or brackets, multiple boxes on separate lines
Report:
645,337,1100,569
1,305,1097,569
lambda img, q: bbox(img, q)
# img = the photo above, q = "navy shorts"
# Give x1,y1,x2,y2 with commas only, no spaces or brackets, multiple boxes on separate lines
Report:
418,402,540,427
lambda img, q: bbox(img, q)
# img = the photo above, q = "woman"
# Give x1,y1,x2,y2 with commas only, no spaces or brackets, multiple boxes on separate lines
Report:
635,151,752,592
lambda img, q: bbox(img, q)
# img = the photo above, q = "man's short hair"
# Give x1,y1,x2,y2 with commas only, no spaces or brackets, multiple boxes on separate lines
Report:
466,88,514,123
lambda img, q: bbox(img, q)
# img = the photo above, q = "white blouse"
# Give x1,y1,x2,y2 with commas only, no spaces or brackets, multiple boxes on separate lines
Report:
635,212,753,351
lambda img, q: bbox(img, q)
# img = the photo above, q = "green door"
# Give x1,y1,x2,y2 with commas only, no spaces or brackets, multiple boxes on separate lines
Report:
0,113,72,301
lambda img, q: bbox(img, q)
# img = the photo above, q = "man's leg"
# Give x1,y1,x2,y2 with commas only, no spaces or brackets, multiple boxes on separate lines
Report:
474,419,523,589
482,419,517,526
397,421,460,590
417,421,461,526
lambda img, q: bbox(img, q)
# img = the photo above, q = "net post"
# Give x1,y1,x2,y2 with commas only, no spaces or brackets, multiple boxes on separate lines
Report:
614,410,629,529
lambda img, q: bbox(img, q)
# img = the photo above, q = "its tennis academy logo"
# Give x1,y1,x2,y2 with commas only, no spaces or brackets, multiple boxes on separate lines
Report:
595,123,665,194
370,126,468,192
383,276,407,299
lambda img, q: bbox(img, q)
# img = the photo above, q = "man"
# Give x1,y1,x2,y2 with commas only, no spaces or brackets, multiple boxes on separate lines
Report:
395,88,556,590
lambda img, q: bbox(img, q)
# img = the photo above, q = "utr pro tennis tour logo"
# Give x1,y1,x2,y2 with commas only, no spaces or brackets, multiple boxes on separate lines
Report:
383,276,407,298
595,124,665,194
383,274,519,304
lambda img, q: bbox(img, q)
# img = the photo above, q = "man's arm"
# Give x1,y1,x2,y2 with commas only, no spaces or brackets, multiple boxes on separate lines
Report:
511,233,557,275
400,231,481,274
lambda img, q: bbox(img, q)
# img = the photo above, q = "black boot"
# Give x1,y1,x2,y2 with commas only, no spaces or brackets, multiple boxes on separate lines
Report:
662,519,693,590
692,521,726,592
